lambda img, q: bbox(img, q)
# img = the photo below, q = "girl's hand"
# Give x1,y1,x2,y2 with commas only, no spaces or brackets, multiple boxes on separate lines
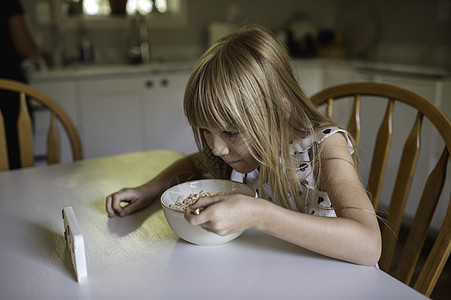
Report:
105,185,155,218
184,194,261,235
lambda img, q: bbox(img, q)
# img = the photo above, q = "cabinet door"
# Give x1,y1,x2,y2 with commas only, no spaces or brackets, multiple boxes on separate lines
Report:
143,72,197,154
30,80,80,163
80,76,146,158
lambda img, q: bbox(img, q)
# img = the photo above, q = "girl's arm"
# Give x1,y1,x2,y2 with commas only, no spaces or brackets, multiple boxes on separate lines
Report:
106,152,204,217
255,132,381,265
187,133,381,266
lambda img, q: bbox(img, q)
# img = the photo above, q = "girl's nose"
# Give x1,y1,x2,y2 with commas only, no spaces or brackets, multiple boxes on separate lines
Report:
211,136,229,156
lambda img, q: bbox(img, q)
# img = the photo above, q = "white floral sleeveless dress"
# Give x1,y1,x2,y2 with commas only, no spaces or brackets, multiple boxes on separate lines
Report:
230,126,354,217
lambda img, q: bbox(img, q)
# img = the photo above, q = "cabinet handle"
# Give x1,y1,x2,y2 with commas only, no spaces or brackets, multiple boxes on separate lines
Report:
145,80,153,88
161,78,169,87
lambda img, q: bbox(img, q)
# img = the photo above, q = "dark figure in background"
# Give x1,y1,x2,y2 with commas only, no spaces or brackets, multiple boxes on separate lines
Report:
0,0,40,169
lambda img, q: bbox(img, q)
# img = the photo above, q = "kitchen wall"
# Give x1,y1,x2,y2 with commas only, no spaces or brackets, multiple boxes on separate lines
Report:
337,0,451,68
22,0,451,69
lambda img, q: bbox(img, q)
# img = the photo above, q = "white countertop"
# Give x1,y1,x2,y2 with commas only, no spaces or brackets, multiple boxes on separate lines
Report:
293,58,450,79
28,60,197,81
28,58,450,81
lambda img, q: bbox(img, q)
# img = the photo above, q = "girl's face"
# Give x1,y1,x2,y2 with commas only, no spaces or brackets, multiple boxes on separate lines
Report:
201,127,260,173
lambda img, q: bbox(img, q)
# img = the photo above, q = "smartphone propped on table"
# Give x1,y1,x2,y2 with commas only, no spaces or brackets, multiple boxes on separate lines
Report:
62,206,87,282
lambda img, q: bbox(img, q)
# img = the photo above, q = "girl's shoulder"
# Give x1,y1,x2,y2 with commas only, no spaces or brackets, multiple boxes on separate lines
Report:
291,125,354,155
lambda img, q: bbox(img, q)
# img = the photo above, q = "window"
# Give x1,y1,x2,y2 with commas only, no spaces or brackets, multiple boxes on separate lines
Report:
81,0,168,16
60,0,186,28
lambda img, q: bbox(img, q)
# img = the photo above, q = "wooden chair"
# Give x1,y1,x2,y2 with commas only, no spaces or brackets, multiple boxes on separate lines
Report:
311,82,451,297
0,78,83,170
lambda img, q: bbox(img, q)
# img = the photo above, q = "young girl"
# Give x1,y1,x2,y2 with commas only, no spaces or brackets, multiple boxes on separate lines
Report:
106,25,381,266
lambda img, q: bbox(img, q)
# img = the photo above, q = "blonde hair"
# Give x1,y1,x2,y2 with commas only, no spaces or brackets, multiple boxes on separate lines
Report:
184,25,346,211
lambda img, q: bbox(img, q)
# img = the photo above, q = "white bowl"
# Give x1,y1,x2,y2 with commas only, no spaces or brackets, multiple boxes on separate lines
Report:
161,179,255,246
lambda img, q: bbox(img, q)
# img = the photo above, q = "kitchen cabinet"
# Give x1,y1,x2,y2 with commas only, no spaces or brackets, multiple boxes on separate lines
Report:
79,75,144,158
142,73,195,153
30,65,197,161
79,70,196,158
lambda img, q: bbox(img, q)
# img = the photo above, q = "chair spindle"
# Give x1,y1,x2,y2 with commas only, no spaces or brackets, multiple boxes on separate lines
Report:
0,109,8,171
347,94,361,145
395,147,449,285
47,113,60,164
414,188,451,296
380,112,423,271
368,99,394,209
326,98,333,119
17,93,34,168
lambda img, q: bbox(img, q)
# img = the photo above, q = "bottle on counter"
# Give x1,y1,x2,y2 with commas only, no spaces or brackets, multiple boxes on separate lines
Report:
138,13,150,63
78,23,94,64
127,12,150,64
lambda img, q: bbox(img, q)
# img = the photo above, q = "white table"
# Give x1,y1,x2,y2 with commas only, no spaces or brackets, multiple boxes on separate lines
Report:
0,150,428,300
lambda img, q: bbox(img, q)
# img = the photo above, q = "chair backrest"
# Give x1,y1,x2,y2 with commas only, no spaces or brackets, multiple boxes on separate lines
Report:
0,78,83,170
311,82,450,297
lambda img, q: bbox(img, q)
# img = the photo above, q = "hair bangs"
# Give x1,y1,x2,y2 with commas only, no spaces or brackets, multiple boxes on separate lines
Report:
185,61,244,132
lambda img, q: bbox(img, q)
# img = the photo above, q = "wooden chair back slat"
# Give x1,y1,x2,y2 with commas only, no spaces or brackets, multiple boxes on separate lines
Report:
46,113,60,164
311,82,451,297
0,78,83,170
326,98,333,119
17,92,34,168
395,147,449,284
347,94,361,145
367,99,394,209
414,192,451,295
379,112,423,271
0,108,8,171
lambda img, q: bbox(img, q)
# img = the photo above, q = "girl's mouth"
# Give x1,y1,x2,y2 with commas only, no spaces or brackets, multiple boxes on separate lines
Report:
227,160,241,166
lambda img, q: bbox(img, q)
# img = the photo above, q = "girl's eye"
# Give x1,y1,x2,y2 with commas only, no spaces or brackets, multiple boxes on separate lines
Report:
200,128,211,135
223,131,239,138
